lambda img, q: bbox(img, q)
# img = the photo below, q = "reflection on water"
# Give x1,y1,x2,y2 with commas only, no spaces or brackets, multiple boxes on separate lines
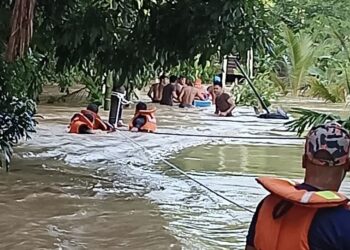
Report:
172,144,304,178
4,101,350,249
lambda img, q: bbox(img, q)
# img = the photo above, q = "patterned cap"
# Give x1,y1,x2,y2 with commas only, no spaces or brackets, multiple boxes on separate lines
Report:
305,122,350,167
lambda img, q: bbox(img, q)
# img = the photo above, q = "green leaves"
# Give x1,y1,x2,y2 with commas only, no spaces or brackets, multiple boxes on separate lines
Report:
168,56,220,83
30,0,269,90
309,79,345,103
282,25,316,95
0,95,37,170
234,72,278,107
285,108,341,136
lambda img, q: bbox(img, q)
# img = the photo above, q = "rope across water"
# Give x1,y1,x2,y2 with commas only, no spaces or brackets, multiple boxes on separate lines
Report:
117,130,255,214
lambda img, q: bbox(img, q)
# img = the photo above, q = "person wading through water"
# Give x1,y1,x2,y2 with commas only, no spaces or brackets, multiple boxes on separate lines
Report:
129,102,157,132
160,75,178,106
175,76,186,100
69,103,113,134
213,76,235,117
246,122,350,250
148,75,167,103
178,79,205,108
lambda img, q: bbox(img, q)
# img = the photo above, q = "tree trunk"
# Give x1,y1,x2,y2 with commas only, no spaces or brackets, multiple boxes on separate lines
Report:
6,0,36,62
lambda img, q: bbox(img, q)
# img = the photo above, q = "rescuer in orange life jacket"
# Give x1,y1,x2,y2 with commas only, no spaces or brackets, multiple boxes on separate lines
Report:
68,103,114,134
129,102,157,133
246,122,350,250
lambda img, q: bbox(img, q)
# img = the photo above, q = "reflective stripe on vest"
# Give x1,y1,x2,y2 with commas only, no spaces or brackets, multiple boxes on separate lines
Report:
257,177,348,207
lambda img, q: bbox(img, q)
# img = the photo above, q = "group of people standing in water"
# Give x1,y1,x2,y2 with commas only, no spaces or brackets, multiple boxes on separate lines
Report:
147,75,235,116
68,75,236,134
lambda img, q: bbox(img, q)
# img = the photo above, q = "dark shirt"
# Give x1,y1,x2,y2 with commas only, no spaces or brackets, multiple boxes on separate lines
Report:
160,84,175,106
246,183,350,250
133,116,146,129
215,93,233,116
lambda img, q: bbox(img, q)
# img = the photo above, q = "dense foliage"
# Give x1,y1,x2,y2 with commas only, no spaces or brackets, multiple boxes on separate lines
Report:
2,0,350,166
0,94,37,171
0,0,270,168
265,0,350,101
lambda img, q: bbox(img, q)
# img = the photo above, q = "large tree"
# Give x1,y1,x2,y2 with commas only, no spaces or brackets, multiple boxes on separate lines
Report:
32,0,270,90
0,0,270,169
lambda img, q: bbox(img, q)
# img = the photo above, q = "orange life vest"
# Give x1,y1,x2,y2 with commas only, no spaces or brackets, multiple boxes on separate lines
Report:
129,108,157,133
254,177,349,250
69,110,109,133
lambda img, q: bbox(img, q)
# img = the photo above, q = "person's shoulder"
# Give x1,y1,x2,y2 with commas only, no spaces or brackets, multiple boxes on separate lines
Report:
317,206,350,223
223,92,232,98
309,206,350,249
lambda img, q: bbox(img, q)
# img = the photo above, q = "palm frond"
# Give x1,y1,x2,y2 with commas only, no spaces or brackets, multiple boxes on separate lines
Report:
343,66,350,93
333,29,350,63
308,79,338,103
282,25,315,95
328,84,346,102
270,72,288,95
285,108,341,136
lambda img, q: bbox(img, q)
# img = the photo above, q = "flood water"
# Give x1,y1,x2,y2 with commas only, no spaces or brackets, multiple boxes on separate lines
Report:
2,99,350,249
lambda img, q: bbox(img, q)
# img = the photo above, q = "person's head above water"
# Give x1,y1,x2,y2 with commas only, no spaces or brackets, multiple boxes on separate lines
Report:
194,78,202,89
213,79,223,95
86,103,99,114
170,75,177,83
159,74,166,84
178,75,186,85
135,101,147,112
303,122,350,191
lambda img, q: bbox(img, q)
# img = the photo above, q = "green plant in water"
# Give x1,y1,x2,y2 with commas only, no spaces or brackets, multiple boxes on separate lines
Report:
285,108,350,136
308,79,346,103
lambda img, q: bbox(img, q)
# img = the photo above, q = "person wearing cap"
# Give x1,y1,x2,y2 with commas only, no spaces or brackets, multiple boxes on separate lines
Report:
213,76,235,117
246,122,350,250
68,103,114,134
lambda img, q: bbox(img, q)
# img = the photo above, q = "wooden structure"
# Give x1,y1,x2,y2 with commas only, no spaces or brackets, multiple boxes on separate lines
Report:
221,49,254,88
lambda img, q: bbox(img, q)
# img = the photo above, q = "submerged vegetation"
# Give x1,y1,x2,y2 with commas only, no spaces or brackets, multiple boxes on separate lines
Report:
1,0,350,167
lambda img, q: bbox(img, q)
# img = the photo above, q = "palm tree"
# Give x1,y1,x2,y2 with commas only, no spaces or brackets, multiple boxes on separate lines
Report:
282,25,316,95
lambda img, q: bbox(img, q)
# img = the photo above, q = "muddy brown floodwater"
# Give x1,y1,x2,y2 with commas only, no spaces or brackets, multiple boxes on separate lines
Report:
1,99,349,249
